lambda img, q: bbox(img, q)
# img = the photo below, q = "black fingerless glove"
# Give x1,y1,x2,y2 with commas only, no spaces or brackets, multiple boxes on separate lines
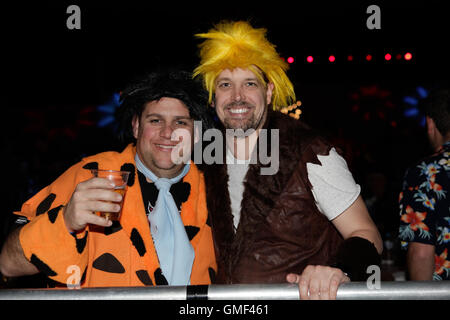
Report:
333,237,381,281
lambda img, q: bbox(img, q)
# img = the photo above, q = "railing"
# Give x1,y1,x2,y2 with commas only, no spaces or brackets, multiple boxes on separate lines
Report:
0,281,449,300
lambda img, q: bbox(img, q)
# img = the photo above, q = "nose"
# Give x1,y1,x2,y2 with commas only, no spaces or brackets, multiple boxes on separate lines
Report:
159,124,173,139
232,86,244,102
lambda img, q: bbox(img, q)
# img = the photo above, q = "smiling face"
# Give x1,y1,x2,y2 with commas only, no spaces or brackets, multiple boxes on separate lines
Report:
132,97,194,178
213,67,274,131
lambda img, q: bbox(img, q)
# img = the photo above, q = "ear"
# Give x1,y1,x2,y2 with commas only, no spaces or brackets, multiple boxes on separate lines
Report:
132,115,140,139
426,116,436,136
266,82,275,105
426,116,445,151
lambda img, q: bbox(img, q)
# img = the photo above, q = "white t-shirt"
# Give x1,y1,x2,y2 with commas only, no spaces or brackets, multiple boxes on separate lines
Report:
226,148,251,230
227,147,361,229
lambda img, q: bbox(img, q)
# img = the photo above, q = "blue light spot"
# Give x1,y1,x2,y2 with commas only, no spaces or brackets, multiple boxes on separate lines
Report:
113,93,121,105
419,116,426,127
404,107,419,117
416,86,429,99
98,115,115,128
97,105,115,113
403,96,418,106
96,93,121,128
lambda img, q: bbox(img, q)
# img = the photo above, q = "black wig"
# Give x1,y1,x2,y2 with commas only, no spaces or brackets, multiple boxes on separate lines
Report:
115,70,215,144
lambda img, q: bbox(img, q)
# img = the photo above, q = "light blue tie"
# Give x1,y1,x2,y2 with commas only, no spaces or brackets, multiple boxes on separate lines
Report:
135,154,194,285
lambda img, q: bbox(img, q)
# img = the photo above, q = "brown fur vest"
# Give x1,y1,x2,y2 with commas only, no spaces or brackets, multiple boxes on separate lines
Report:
202,110,343,284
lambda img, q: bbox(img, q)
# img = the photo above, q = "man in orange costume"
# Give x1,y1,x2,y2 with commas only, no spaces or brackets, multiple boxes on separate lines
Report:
0,71,217,287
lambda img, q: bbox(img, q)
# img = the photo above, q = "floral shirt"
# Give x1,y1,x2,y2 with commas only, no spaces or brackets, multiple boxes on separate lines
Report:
399,141,450,280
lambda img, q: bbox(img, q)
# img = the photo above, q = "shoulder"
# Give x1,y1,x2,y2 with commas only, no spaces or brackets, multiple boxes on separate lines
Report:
403,148,448,183
266,109,315,137
306,147,360,220
267,110,330,157
411,143,449,168
80,144,136,171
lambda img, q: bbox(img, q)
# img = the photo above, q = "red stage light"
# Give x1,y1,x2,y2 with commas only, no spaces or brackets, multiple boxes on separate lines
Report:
366,54,373,61
287,56,294,64
347,55,354,61
306,56,314,63
328,55,336,62
385,53,392,61
404,52,413,61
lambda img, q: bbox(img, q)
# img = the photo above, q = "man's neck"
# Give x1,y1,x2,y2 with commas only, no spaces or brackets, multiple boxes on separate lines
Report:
226,129,260,160
136,152,187,181
444,132,450,145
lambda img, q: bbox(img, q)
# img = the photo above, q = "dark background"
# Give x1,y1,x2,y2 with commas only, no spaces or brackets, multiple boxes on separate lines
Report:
2,0,450,284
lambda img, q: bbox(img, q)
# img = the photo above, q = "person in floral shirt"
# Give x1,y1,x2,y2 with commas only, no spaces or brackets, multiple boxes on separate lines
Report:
399,88,450,280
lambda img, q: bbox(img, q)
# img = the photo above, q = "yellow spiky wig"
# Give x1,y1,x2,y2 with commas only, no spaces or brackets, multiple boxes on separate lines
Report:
193,20,296,110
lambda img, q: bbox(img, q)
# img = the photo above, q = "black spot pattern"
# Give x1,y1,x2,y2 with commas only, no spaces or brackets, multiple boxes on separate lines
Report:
82,162,98,170
206,213,212,227
138,172,159,216
47,205,63,224
104,220,122,236
120,163,136,187
185,226,200,241
170,182,191,210
92,253,125,274
36,194,56,216
138,172,191,214
30,254,57,277
154,268,168,285
75,231,88,254
208,267,216,283
136,270,153,286
80,267,87,284
130,228,146,257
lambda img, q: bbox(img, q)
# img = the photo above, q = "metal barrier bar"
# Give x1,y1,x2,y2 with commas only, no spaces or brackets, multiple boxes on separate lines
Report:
0,281,449,300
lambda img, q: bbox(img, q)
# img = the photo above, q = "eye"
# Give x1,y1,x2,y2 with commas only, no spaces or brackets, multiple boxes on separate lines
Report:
175,120,188,126
246,81,258,87
148,118,161,124
218,82,231,89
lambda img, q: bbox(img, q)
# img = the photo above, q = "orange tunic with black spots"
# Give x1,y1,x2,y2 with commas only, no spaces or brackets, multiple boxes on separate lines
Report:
16,144,217,287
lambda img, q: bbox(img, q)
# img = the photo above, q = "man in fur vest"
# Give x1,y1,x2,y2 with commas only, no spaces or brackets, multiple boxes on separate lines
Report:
193,21,383,300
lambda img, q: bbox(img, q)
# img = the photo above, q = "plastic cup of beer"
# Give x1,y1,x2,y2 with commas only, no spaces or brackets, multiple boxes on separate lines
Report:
91,169,130,221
